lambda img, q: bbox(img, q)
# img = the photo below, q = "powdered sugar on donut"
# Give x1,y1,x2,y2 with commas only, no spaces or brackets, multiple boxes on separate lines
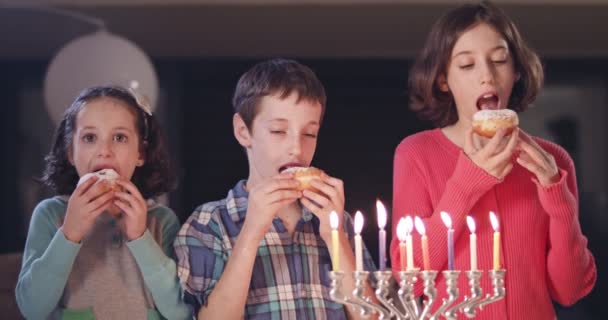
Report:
473,109,518,124
77,168,120,186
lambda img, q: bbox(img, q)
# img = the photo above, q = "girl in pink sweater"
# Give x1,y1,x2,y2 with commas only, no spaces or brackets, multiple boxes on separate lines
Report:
390,1,596,319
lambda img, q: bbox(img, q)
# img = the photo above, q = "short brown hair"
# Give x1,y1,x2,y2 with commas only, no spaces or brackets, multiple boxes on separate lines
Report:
232,58,327,130
408,1,544,127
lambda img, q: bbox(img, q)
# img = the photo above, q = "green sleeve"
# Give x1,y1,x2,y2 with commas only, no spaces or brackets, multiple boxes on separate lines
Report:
15,198,81,320
127,206,193,320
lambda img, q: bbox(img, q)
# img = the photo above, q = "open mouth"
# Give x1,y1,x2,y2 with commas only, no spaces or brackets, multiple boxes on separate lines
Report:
92,165,117,173
279,163,303,173
476,93,500,110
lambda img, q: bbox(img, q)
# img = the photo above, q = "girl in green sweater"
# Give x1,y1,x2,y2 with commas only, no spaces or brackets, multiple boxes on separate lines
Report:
16,86,191,320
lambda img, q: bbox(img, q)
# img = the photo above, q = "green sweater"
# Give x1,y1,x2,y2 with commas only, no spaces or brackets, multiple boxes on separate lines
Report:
15,196,192,320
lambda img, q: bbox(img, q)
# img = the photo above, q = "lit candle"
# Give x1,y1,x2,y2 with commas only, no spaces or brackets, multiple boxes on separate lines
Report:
440,211,454,270
489,211,501,270
376,200,387,271
467,216,477,271
396,217,407,271
405,216,414,270
414,216,430,270
354,211,364,271
330,211,340,271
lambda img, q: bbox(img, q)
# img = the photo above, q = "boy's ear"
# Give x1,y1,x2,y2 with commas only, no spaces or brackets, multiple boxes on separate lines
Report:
437,74,449,92
233,113,252,148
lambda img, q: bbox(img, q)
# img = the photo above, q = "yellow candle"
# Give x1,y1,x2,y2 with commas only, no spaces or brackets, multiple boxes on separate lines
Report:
467,216,477,271
415,217,430,270
405,216,414,270
330,211,340,271
354,211,364,271
493,231,500,270
489,211,501,270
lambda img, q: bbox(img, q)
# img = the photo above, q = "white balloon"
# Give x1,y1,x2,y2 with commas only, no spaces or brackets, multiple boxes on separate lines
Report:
44,30,158,125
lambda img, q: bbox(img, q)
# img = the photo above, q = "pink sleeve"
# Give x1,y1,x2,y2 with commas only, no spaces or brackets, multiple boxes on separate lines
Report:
390,141,498,295
534,144,596,306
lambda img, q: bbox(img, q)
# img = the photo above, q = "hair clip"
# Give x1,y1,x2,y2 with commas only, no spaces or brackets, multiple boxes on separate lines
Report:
127,87,153,116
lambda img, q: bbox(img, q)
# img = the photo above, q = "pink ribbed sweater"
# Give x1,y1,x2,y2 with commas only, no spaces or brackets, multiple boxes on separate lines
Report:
390,128,596,320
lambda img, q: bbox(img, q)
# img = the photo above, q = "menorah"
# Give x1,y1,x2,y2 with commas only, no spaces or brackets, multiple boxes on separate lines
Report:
329,268,505,320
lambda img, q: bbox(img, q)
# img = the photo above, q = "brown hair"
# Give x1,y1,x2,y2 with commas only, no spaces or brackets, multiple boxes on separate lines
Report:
409,0,544,127
232,58,327,130
41,85,176,199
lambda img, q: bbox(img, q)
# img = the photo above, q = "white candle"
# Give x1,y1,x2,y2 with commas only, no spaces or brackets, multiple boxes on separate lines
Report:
376,200,388,271
354,211,364,271
441,211,454,270
489,211,501,270
330,211,340,271
405,216,414,270
467,216,477,271
414,216,430,271
396,217,407,271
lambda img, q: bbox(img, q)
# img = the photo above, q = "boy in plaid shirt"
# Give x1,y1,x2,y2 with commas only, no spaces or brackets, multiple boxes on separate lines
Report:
174,58,376,319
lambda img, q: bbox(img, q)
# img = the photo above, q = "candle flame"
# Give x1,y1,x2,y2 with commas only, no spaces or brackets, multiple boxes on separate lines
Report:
489,211,499,232
405,216,413,234
396,218,407,242
414,216,426,235
440,211,452,229
466,215,476,233
330,211,339,230
376,200,387,229
354,211,364,234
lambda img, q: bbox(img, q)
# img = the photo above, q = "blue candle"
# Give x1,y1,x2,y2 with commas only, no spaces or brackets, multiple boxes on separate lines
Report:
441,211,455,270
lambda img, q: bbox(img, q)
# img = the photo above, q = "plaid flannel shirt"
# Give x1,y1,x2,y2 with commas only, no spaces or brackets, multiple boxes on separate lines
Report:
174,180,376,319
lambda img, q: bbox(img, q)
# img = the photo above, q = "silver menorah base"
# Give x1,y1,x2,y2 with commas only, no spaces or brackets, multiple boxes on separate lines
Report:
329,269,505,320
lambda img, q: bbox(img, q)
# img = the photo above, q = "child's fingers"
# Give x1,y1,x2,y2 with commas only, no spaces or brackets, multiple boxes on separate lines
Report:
113,200,133,217
115,180,145,202
89,200,113,219
300,198,322,216
114,191,148,216
74,175,98,197
321,174,344,194
479,129,507,158
262,178,300,194
309,179,338,201
114,192,135,208
86,191,115,214
266,189,301,204
491,129,519,164
84,180,113,202
301,189,330,208
519,139,549,167
516,155,542,176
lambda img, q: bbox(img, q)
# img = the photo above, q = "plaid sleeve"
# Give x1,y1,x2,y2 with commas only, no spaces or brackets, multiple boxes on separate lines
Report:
342,211,377,273
174,203,228,313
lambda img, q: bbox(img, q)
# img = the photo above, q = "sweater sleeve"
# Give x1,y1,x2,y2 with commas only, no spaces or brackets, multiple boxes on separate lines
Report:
15,199,81,320
533,143,596,306
390,139,498,294
127,207,193,320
